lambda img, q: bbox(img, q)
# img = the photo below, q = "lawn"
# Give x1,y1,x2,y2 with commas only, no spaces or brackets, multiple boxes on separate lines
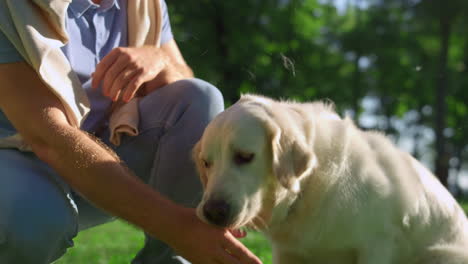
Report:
54,220,272,264
55,201,468,264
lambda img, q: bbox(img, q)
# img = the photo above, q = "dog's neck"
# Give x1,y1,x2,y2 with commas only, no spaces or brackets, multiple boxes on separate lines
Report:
264,179,306,234
266,116,354,235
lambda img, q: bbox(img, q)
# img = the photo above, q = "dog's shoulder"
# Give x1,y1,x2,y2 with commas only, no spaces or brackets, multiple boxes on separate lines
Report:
281,98,342,123
239,93,275,106
239,94,341,120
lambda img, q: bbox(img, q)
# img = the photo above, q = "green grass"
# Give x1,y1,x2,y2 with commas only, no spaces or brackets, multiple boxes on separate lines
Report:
54,220,272,264
55,201,468,264
54,221,145,264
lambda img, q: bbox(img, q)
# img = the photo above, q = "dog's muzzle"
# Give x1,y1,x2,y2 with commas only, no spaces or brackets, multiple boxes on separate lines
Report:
203,199,232,227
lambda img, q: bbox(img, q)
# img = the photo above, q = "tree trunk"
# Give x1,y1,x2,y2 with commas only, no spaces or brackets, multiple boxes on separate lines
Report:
434,11,451,187
352,0,363,122
212,3,237,104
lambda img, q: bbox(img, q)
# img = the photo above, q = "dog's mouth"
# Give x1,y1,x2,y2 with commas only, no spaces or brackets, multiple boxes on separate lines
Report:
197,198,236,227
230,228,248,238
196,197,265,232
196,205,249,238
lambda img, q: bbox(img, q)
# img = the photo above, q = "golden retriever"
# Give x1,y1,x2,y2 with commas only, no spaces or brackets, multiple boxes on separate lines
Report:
192,94,468,264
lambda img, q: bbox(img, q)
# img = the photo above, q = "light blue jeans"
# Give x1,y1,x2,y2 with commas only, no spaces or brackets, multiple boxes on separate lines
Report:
0,79,224,264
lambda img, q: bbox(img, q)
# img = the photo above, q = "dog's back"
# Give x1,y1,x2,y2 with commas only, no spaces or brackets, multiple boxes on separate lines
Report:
267,99,468,263
365,131,468,250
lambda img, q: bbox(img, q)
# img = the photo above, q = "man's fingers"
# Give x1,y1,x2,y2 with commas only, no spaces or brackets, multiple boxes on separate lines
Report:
101,56,129,97
92,48,120,89
108,69,137,101
122,73,146,102
223,236,262,264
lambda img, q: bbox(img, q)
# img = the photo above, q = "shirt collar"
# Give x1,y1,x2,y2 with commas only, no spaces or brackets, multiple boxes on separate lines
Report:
69,0,121,18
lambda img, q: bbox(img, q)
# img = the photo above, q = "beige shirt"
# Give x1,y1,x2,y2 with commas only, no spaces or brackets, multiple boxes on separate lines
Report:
0,0,162,149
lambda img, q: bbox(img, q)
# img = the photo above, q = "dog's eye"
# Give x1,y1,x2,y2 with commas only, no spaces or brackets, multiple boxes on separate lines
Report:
234,152,255,165
202,159,212,169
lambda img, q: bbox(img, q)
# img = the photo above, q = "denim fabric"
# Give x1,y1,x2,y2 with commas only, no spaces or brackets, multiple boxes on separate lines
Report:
0,110,16,138
0,78,224,264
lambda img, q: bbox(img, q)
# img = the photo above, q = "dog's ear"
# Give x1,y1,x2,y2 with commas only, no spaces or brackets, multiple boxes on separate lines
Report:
192,140,208,188
266,110,317,193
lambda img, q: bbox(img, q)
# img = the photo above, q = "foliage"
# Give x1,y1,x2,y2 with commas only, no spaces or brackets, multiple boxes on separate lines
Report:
169,0,468,188
461,200,468,213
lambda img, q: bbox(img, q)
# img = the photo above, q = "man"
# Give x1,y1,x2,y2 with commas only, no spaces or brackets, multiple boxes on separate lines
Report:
0,0,262,263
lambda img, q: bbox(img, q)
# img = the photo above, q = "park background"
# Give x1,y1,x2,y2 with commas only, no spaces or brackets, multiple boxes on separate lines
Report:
55,0,468,263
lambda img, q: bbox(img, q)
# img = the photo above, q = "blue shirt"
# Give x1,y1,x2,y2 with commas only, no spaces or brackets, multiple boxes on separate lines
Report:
0,0,173,132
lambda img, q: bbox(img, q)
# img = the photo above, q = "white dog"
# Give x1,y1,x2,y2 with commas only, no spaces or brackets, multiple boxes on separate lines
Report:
193,94,468,264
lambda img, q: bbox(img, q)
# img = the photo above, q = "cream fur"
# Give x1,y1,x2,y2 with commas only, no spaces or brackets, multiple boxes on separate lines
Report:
193,94,468,264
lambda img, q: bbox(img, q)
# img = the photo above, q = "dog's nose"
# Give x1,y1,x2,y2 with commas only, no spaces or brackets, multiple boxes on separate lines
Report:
203,199,231,227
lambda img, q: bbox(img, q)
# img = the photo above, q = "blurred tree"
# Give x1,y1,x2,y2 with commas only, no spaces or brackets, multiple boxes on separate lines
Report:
411,0,467,186
169,0,347,105
168,0,468,189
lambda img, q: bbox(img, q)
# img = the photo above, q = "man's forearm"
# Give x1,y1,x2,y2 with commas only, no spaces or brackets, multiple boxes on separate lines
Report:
160,40,194,79
169,60,193,79
34,124,183,243
140,56,193,94
159,46,194,80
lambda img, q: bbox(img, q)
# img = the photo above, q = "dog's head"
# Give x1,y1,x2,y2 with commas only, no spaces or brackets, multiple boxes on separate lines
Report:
193,94,318,229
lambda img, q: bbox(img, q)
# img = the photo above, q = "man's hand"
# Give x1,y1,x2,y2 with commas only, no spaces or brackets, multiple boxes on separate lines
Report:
168,208,262,264
92,46,169,102
92,39,193,102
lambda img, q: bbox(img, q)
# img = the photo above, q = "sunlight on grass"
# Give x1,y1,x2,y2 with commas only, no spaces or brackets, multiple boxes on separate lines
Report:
54,221,144,264
242,230,273,264
55,220,273,264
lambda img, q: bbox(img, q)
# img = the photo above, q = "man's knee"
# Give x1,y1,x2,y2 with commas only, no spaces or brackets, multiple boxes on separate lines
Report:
180,78,223,103
138,78,224,132
171,78,224,117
